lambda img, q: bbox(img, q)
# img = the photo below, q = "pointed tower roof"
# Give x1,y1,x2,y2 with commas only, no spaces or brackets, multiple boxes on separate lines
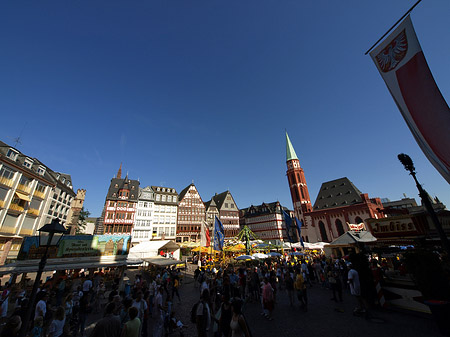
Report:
286,132,298,161
117,163,122,179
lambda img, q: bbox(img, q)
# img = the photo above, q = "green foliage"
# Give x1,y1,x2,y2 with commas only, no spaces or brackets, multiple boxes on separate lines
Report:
76,207,90,234
404,249,450,301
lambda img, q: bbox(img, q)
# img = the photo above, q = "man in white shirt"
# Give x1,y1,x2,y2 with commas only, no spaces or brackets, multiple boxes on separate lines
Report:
82,277,93,295
347,263,365,314
34,292,49,320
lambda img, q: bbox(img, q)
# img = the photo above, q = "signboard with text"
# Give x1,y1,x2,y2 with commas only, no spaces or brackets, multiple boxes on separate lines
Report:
18,235,131,260
366,215,428,239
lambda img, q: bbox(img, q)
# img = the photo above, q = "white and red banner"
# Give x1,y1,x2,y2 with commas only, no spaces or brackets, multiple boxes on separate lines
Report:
201,221,210,247
370,16,450,184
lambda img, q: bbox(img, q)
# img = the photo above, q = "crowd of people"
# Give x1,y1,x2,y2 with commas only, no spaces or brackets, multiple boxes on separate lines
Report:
0,251,383,337
0,266,185,337
190,254,371,337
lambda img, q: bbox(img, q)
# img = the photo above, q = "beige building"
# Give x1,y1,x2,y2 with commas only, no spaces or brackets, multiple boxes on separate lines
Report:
0,140,80,264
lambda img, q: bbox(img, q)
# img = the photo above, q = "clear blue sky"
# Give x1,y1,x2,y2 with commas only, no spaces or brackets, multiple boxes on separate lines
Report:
1,1,449,217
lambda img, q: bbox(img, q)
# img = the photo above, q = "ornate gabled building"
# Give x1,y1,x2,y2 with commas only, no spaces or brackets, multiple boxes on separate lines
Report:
204,198,219,231
239,201,293,243
284,133,384,243
212,191,240,238
102,166,139,235
151,186,178,241
176,183,205,243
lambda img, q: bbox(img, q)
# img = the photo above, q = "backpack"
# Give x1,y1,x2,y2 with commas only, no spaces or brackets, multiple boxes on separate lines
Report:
190,301,200,323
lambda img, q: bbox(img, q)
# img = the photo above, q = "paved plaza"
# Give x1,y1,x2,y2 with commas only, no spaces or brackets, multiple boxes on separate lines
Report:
82,268,442,337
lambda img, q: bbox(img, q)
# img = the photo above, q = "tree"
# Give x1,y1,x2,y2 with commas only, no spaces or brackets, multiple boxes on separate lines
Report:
76,207,90,234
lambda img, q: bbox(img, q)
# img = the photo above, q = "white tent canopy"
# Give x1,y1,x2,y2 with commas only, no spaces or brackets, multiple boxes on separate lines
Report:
129,240,180,260
291,242,329,250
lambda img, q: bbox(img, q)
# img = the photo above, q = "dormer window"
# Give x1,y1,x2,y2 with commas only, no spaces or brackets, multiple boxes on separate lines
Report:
61,177,65,183
37,166,46,175
6,149,19,161
66,181,71,187
23,158,33,168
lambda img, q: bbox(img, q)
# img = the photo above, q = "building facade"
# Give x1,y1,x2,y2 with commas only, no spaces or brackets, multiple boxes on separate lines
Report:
177,183,205,243
151,186,178,241
0,141,78,263
213,191,240,238
66,189,86,234
102,167,139,235
240,201,293,243
284,134,385,243
133,186,155,244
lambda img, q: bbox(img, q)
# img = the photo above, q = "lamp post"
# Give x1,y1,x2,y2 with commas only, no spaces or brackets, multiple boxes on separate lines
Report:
397,154,450,256
19,218,67,337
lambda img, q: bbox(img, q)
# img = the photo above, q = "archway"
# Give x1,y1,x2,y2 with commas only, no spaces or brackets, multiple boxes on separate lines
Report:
335,219,345,236
318,221,329,242
355,216,363,224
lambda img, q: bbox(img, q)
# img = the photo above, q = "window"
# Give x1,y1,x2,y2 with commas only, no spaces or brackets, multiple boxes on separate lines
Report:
156,194,160,201
36,183,46,193
167,196,172,202
0,166,15,180
23,158,33,168
37,166,46,175
162,195,166,202
225,203,228,208
19,176,30,187
6,149,19,160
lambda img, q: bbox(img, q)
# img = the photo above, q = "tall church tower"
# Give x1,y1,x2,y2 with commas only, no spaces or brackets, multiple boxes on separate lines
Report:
286,132,312,221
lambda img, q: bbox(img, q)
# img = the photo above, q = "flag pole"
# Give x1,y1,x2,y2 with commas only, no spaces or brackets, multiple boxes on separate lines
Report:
364,0,423,55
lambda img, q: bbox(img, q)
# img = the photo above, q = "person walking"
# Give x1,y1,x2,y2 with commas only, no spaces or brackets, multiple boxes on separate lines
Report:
48,306,66,337
120,306,141,337
285,272,295,306
89,302,121,337
347,262,365,314
262,278,274,320
196,289,211,337
294,272,307,311
229,300,251,337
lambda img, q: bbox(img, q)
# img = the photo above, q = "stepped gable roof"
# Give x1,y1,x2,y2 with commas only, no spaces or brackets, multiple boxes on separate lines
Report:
313,177,363,211
107,177,139,201
285,132,298,161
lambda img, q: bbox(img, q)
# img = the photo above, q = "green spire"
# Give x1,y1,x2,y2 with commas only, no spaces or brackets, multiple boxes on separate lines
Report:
285,132,298,161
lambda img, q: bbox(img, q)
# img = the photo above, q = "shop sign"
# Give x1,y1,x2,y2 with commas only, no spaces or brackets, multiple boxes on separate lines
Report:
18,235,131,260
369,217,418,237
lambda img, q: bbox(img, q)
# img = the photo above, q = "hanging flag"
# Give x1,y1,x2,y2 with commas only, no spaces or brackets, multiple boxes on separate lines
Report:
295,217,305,248
282,210,295,243
201,221,210,247
370,15,450,184
213,216,225,251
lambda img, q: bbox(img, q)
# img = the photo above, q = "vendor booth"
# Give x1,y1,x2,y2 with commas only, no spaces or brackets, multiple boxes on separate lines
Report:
128,240,180,261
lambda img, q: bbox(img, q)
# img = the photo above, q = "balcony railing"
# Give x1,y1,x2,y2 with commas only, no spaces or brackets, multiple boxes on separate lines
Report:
0,176,14,188
27,208,40,217
33,190,46,199
17,183,31,194
9,203,24,212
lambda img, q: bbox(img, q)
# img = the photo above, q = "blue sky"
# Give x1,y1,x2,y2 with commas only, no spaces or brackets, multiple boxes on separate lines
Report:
1,0,449,217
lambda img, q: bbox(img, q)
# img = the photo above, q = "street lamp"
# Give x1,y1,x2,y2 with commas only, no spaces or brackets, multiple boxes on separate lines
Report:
397,153,450,256
19,218,67,337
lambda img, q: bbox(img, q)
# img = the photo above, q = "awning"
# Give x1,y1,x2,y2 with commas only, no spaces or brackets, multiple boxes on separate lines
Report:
142,257,185,267
0,258,128,276
15,192,31,202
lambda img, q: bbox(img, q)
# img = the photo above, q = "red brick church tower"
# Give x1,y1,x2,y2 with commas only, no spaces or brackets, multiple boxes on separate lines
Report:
286,132,312,222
